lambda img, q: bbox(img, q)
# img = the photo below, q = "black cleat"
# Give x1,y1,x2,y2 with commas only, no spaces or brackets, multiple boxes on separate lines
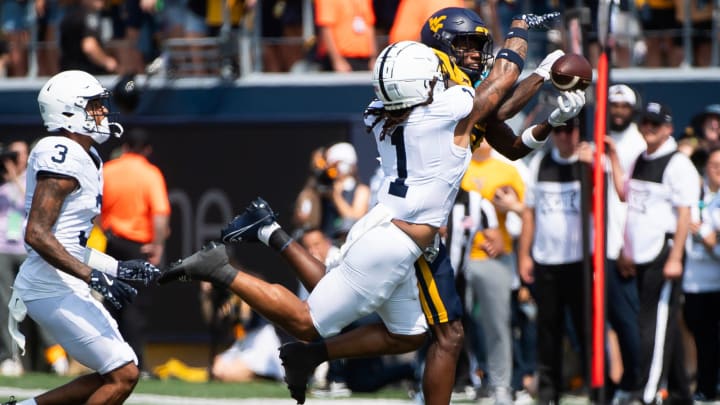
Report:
221,197,277,244
157,242,237,288
2,396,16,405
279,342,326,404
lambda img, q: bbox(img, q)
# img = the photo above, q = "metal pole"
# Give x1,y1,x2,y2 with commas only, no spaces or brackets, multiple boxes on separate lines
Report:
27,0,38,78
682,0,693,66
712,0,720,66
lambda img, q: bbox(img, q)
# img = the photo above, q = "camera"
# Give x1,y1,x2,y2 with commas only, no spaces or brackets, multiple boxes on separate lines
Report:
314,166,338,194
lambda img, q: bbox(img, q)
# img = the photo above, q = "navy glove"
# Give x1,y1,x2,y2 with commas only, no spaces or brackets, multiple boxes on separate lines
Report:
89,269,137,309
513,11,560,30
117,259,161,285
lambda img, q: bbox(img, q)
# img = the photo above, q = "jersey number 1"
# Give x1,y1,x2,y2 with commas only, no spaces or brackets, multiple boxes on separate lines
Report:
388,127,408,198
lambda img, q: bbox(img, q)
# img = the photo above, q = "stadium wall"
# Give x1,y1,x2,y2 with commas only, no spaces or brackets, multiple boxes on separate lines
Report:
1,69,719,345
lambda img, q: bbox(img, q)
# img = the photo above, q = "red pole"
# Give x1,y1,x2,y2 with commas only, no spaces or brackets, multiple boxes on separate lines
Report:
591,49,609,389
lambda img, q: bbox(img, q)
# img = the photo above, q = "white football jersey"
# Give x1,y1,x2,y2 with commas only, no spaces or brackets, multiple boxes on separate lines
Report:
364,84,474,227
14,136,104,301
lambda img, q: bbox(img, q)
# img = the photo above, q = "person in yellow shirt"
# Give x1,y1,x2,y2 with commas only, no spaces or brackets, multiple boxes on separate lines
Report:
460,137,525,403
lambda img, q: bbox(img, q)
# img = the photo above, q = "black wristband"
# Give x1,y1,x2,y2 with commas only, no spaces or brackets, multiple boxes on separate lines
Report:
269,228,293,252
505,27,528,42
495,48,525,71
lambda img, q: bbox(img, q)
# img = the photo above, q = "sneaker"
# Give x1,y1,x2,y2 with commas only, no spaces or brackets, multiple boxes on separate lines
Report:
0,358,23,377
312,381,351,398
493,386,513,405
221,197,277,243
157,242,235,286
513,389,534,405
279,342,324,405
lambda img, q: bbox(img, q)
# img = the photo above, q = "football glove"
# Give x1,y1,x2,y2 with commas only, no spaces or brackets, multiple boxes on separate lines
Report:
89,269,137,309
117,259,161,285
513,11,561,30
548,89,586,127
534,49,565,81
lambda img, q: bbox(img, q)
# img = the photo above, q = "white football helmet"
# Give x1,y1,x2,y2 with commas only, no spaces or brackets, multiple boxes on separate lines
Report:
38,70,123,143
372,41,445,111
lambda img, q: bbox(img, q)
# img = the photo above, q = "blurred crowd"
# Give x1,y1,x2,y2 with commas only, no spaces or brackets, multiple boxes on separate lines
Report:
0,0,718,78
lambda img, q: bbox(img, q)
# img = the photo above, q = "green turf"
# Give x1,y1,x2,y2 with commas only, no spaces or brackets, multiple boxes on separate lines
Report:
0,373,410,400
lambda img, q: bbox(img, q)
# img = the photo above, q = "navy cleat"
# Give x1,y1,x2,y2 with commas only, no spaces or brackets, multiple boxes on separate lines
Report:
157,241,237,288
279,342,327,405
221,197,277,243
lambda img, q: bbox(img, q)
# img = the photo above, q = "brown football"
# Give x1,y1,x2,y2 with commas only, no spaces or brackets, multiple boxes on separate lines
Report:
550,53,593,91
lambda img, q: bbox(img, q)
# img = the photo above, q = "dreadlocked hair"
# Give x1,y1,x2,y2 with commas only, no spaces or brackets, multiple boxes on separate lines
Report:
364,78,439,140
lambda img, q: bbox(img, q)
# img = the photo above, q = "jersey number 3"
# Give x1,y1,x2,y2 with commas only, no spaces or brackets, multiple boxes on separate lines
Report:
51,144,68,163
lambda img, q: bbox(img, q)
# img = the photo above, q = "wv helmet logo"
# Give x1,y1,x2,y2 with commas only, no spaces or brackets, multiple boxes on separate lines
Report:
428,15,447,33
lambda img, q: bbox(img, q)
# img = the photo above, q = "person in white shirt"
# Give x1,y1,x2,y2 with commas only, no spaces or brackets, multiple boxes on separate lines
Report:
605,84,646,402
606,101,698,405
681,147,720,401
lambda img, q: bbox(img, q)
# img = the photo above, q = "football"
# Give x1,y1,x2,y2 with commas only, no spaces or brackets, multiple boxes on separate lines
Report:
550,53,593,91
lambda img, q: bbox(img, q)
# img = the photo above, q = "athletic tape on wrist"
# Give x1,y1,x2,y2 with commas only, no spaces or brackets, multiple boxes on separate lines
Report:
521,125,546,149
269,229,293,252
505,27,528,42
495,48,524,71
83,248,119,277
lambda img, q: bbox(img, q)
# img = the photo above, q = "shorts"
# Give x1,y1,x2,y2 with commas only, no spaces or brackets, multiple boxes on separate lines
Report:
415,241,464,325
307,221,427,337
1,1,29,33
24,293,137,375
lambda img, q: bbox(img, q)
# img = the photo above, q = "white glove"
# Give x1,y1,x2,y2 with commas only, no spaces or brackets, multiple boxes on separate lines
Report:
548,90,586,127
534,49,565,81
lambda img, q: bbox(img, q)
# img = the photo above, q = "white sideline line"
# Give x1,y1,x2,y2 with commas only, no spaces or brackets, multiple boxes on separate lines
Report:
0,386,414,404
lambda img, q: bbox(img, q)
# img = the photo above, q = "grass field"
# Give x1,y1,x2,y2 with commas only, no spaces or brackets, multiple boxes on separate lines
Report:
0,373,597,404
0,373,416,404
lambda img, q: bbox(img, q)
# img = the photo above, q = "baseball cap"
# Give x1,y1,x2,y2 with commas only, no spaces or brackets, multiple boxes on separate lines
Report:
608,84,637,106
703,104,720,117
640,102,672,125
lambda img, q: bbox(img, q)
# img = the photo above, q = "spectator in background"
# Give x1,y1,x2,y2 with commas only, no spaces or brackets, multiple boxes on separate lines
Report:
256,0,304,72
606,101,696,405
682,147,720,402
673,0,714,66
636,0,682,67
293,142,370,245
388,0,463,43
0,140,70,378
314,0,377,72
100,128,171,374
461,138,525,405
60,0,118,74
518,118,589,405
0,0,29,76
0,34,8,76
35,0,66,76
209,295,286,383
604,84,645,403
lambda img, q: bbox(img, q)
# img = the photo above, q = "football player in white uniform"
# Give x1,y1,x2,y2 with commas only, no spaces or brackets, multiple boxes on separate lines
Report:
159,37,586,404
5,70,160,405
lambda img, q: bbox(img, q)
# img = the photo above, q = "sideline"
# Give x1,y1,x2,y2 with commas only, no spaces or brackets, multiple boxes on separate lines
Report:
0,386,415,405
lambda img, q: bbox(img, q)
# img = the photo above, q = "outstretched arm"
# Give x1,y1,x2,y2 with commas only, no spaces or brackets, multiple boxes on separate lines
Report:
495,50,565,121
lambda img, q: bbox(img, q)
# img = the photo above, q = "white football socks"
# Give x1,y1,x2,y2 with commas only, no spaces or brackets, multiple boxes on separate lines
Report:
258,222,281,246
18,399,37,405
